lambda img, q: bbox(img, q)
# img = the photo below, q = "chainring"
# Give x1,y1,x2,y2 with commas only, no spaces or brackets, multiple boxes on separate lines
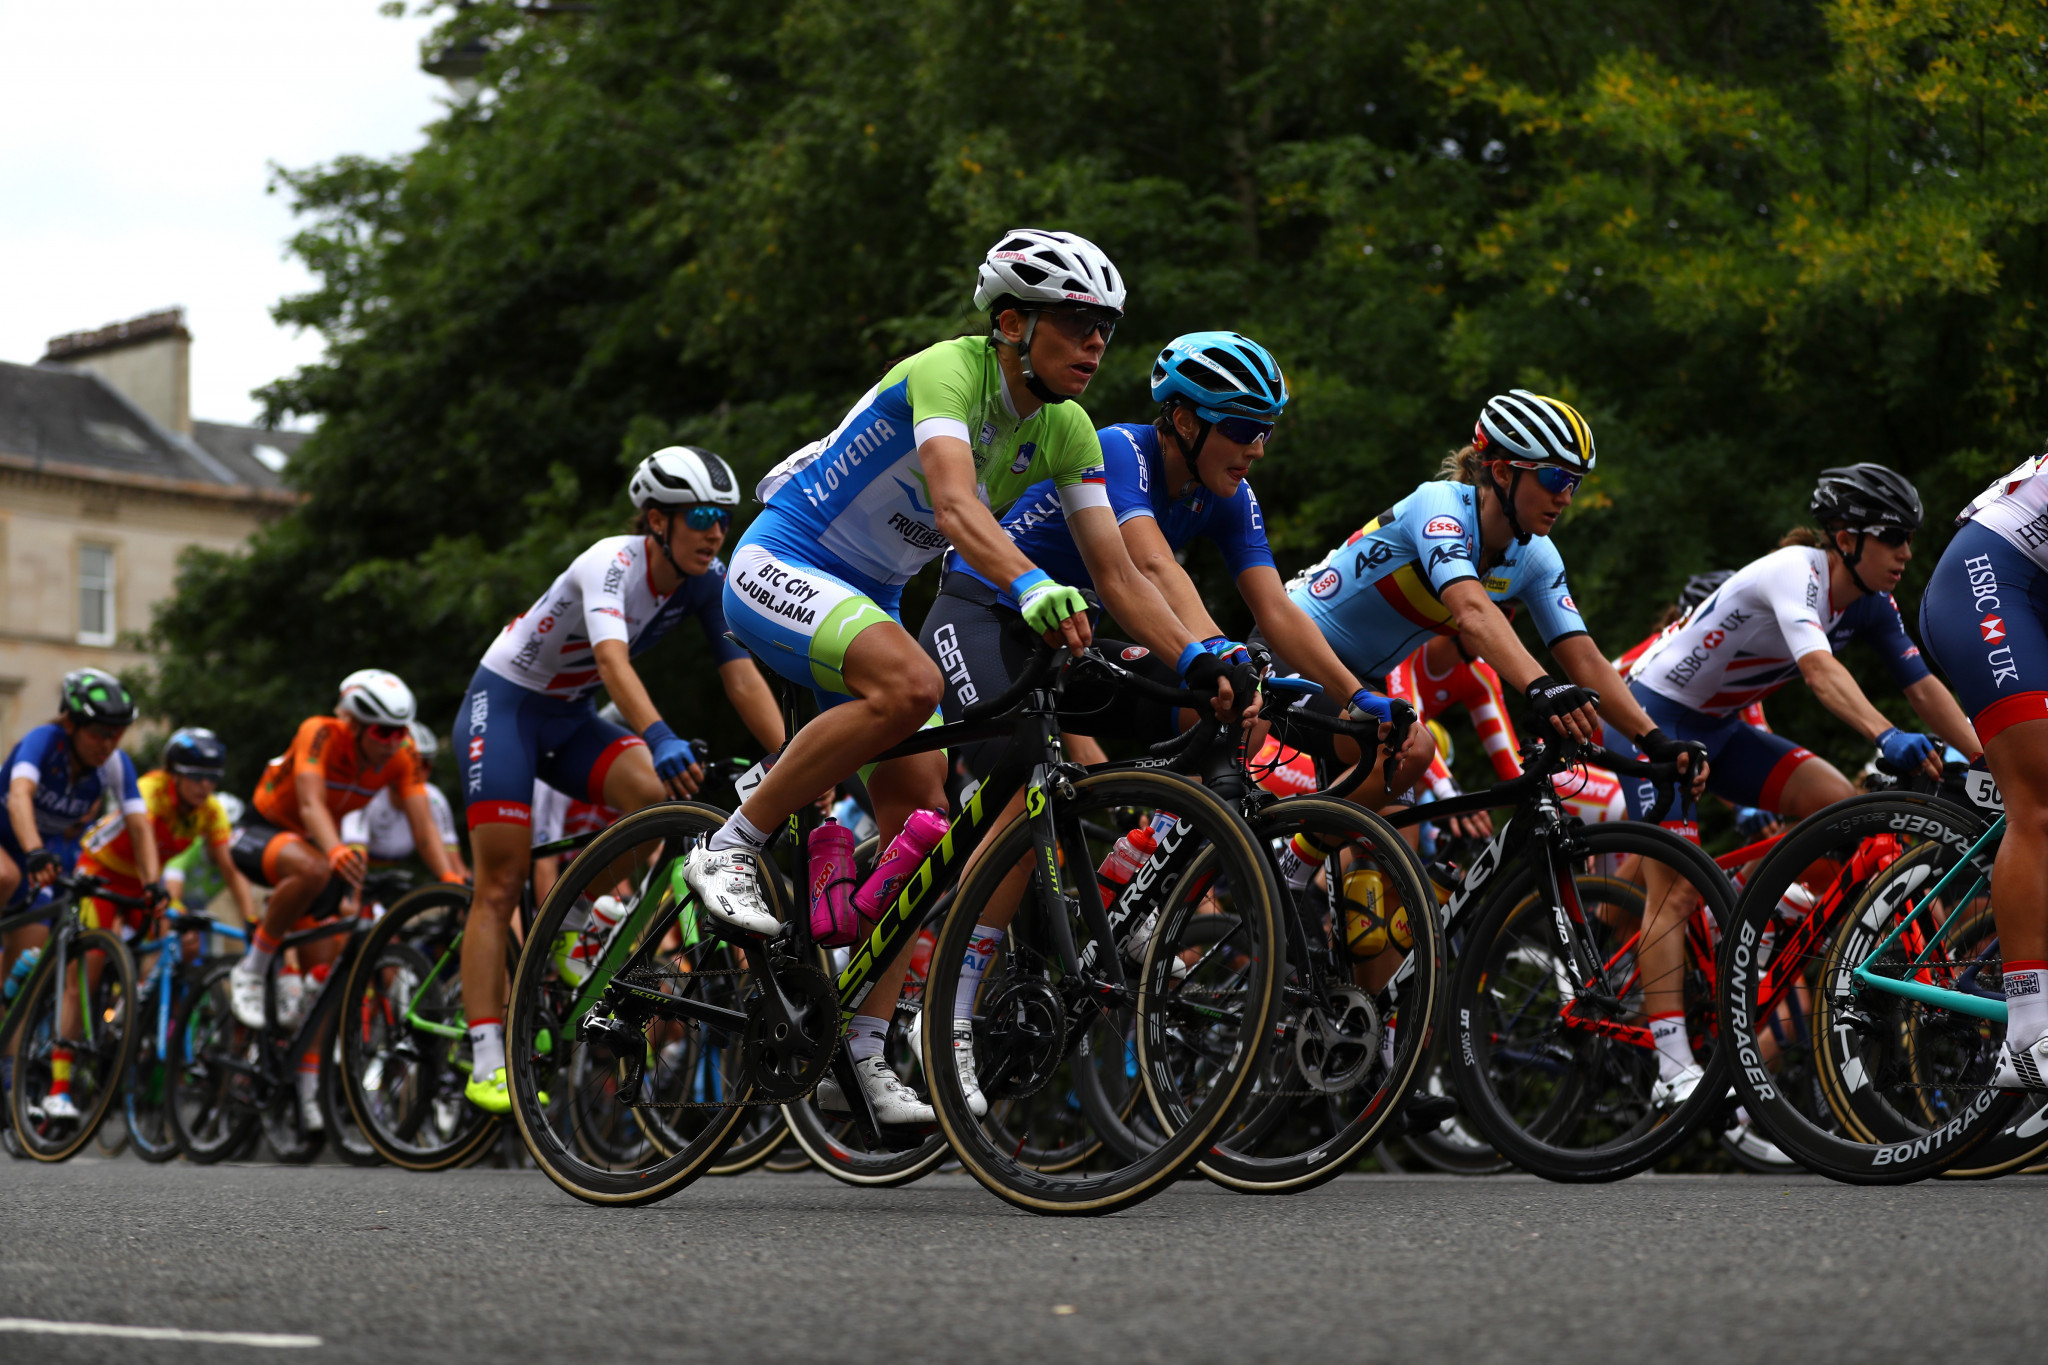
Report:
740,960,840,1103
979,978,1067,1101
1292,986,1381,1095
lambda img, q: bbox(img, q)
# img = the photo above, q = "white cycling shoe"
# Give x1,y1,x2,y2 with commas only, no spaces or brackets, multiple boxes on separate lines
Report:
1651,1062,1705,1110
297,1070,325,1133
682,848,782,938
228,959,269,1030
952,1019,988,1118
1993,1031,2048,1091
34,1091,81,1123
853,1055,933,1125
1723,1113,1792,1167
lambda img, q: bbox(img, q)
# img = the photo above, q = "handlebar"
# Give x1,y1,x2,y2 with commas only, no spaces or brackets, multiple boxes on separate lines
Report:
51,872,152,910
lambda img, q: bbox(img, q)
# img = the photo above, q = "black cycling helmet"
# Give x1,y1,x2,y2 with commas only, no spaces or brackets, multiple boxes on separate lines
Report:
163,727,227,780
1810,464,1924,534
1678,570,1734,612
60,668,136,728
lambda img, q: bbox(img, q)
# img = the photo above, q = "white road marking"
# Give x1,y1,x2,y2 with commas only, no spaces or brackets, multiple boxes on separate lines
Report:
0,1318,321,1348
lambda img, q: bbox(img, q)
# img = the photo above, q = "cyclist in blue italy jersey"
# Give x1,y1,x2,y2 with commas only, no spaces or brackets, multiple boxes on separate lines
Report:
922,330,1427,793
688,231,1249,1124
2,670,161,982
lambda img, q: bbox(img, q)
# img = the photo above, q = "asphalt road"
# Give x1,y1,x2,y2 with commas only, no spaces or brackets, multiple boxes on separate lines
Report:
3,1158,2044,1364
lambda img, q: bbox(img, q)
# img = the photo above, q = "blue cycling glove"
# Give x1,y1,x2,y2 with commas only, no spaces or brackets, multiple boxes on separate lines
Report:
642,720,696,782
1877,727,1939,771
1348,689,1395,724
1202,636,1252,667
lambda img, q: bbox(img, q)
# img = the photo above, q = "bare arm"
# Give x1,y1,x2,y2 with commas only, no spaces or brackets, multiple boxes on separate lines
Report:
717,657,786,753
924,435,1041,593
1119,515,1222,641
1440,579,1551,692
125,811,162,885
1549,635,1661,741
295,766,347,856
1905,674,1983,760
593,636,704,797
1797,650,1901,743
1071,506,1202,660
8,776,40,852
400,790,460,880
207,840,259,925
1237,566,1367,701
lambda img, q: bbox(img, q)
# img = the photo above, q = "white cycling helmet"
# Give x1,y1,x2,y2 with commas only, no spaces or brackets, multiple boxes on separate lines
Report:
629,446,739,509
973,229,1126,314
337,669,417,727
215,792,247,827
1474,389,1597,471
407,721,439,764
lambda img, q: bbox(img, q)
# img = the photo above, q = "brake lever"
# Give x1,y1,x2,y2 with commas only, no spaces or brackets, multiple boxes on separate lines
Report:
1382,699,1418,795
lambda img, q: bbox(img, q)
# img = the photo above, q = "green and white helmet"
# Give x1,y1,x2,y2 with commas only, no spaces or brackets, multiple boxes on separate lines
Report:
60,668,136,727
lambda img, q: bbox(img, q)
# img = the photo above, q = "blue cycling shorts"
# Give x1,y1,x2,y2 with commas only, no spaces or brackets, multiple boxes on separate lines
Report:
1919,521,2048,744
723,508,905,710
1603,680,1817,829
456,665,642,830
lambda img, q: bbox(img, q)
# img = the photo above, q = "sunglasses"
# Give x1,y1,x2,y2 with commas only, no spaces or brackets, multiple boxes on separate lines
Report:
1036,307,1120,344
1508,461,1585,496
365,723,408,741
1213,416,1275,446
677,505,732,531
1850,525,1914,547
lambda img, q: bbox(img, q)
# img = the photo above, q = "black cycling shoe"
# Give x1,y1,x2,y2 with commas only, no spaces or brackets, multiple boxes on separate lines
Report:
1393,1091,1459,1138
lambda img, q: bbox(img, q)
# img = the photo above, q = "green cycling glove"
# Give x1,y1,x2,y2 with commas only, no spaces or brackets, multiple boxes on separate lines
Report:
1013,569,1090,636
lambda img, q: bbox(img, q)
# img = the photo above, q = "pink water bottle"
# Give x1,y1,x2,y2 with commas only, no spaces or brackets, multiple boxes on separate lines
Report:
807,818,860,947
855,808,950,925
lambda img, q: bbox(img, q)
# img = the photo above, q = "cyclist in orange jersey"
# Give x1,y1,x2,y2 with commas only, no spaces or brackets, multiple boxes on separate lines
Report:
226,670,461,1030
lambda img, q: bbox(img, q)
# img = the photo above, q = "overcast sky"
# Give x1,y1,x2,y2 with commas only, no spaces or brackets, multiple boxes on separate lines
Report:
0,0,446,427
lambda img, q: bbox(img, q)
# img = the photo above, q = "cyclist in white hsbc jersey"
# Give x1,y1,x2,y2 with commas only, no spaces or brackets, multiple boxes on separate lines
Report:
685,230,1246,1125
454,448,785,1114
1611,464,1980,1105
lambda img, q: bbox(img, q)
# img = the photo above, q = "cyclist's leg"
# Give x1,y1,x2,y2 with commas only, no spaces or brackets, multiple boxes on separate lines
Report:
227,828,330,1026
1920,522,2048,1071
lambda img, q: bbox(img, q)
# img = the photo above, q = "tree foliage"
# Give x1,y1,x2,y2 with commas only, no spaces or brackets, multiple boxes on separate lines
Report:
145,0,2048,792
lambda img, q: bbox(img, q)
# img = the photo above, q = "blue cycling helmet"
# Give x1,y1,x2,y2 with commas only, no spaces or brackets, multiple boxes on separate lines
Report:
164,726,227,780
1150,331,1289,423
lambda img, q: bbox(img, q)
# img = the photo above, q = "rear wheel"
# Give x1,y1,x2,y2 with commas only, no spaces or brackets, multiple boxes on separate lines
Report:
338,884,501,1171
165,961,262,1163
9,928,139,1162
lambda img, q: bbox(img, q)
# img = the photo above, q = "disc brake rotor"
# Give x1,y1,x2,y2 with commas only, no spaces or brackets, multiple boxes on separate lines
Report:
980,978,1067,1101
1292,986,1380,1094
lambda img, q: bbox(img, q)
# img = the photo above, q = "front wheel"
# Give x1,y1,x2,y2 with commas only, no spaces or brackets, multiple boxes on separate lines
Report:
9,929,139,1162
1450,825,1735,1182
165,961,262,1163
923,768,1284,1216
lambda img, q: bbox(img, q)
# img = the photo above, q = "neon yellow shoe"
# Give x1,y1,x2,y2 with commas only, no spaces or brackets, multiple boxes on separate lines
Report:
464,1067,547,1114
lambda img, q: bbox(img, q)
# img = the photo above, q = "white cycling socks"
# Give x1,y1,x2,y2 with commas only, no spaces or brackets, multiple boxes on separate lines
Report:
2006,962,2048,1049
845,1013,889,1063
707,811,770,856
469,1019,506,1082
1648,1012,1694,1081
957,925,1005,1020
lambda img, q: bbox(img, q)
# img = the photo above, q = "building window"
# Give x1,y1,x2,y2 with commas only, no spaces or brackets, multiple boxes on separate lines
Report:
78,544,116,646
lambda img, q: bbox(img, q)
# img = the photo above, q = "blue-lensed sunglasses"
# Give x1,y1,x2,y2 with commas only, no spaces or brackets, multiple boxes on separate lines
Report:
678,505,732,531
1509,461,1585,495
1212,415,1275,445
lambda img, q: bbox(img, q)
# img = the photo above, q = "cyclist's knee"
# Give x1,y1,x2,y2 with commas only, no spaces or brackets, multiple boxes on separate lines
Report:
870,659,943,732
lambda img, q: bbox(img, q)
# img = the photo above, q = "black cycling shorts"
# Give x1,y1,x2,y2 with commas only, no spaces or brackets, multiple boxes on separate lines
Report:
918,573,1183,779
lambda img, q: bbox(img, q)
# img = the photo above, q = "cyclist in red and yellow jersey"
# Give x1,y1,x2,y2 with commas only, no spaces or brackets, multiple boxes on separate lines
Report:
76,727,256,936
227,670,462,1029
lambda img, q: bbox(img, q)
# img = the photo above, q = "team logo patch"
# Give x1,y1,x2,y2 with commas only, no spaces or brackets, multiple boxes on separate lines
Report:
1558,594,1576,613
1423,516,1463,538
468,736,485,763
1009,441,1037,474
979,421,998,447
1483,575,1511,593
1121,646,1150,661
1310,568,1342,599
1982,615,2007,643
2010,972,2042,999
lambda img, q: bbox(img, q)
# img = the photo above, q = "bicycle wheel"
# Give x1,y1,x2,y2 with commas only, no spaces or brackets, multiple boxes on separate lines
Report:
315,1005,383,1167
924,768,1283,1215
508,800,774,1206
165,960,262,1163
1719,793,2022,1183
9,928,139,1162
126,969,183,1163
1197,795,1442,1193
1450,826,1735,1181
708,1106,790,1176
337,883,502,1171
782,984,949,1188
1398,1060,1513,1174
